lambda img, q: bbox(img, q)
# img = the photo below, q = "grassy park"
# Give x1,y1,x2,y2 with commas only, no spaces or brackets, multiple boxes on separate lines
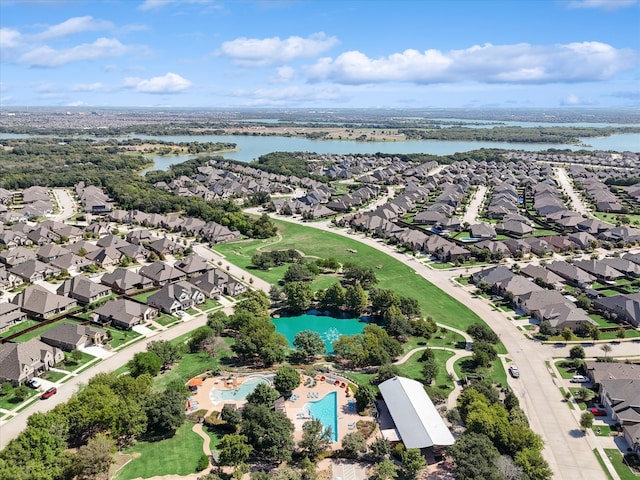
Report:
115,422,208,480
215,219,491,332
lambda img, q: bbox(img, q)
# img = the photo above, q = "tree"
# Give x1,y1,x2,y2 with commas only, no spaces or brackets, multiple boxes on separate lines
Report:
569,345,585,359
293,330,325,361
616,327,626,340
467,323,500,344
576,294,592,310
206,311,227,336
299,418,332,459
218,434,252,467
401,448,426,478
341,431,366,458
74,434,116,480
70,349,83,364
601,344,612,359
383,305,412,340
495,455,524,480
128,351,162,377
514,447,552,480
368,437,391,462
221,404,243,430
1,382,12,397
573,387,595,402
284,281,314,312
343,263,378,289
376,363,399,383
422,359,439,385
145,389,187,436
580,412,594,432
344,284,368,314
246,383,279,406
355,383,376,412
241,404,295,462
14,384,29,401
274,365,300,396
319,283,346,311
561,328,573,344
371,458,398,480
448,432,501,480
147,340,183,369
196,454,210,471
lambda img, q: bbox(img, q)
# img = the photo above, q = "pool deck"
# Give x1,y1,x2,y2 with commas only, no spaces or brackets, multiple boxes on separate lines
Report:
187,373,374,449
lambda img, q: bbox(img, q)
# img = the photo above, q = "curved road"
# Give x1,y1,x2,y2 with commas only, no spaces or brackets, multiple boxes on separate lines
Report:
262,211,610,480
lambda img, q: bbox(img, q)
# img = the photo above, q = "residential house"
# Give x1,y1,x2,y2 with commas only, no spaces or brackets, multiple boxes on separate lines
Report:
174,254,212,277
40,322,107,352
57,275,112,305
9,259,61,283
0,339,64,385
187,268,246,297
547,261,596,288
148,281,206,314
92,298,158,330
12,285,78,319
49,253,93,275
85,247,122,268
101,268,153,295
574,259,625,282
139,262,187,286
594,294,640,327
0,303,27,333
149,238,183,256
0,246,37,267
519,264,565,289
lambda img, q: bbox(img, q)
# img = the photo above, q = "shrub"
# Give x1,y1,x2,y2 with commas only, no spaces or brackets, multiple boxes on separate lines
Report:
196,453,210,471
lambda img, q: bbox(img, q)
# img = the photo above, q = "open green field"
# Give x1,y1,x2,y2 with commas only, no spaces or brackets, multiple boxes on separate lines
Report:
453,355,508,389
396,348,455,395
115,422,206,480
215,220,491,332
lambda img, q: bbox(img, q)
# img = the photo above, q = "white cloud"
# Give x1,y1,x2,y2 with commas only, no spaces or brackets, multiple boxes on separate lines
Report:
123,72,192,93
561,94,596,105
269,66,296,83
306,42,637,85
567,0,637,10
19,38,129,67
71,82,103,92
36,16,113,40
219,32,339,66
139,0,214,11
67,100,90,107
0,28,22,49
229,85,343,106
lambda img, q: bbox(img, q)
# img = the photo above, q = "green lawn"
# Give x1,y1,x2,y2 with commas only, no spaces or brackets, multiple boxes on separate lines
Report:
216,220,492,332
116,422,206,480
594,425,612,436
155,314,177,327
0,386,39,410
57,351,96,371
153,348,232,392
107,328,143,349
41,370,67,383
395,348,456,395
131,289,159,303
555,359,580,379
594,449,616,480
0,319,40,339
604,448,640,480
199,298,221,311
453,356,508,389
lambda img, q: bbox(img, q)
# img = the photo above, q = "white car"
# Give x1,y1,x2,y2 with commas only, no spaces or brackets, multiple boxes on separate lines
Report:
175,311,186,317
509,365,520,378
570,375,590,383
26,378,41,389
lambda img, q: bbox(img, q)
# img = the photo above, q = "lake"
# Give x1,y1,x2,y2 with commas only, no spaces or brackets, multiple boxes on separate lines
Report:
272,312,368,353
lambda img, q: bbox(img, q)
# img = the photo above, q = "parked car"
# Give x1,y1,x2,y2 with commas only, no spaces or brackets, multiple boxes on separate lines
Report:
590,408,607,416
25,378,41,389
175,310,186,317
40,387,57,399
570,375,590,383
509,365,520,378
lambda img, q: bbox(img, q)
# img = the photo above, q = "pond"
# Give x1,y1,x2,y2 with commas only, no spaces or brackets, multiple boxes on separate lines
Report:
272,312,368,354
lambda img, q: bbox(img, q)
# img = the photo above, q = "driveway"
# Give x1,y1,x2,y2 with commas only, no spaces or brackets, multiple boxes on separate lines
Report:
80,344,114,359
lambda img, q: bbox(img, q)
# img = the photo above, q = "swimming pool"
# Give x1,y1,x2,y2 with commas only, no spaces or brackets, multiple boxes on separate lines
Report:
304,391,338,442
272,313,367,353
209,377,268,404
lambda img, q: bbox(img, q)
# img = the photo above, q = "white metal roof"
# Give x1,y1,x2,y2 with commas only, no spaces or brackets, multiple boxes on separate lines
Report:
378,376,455,448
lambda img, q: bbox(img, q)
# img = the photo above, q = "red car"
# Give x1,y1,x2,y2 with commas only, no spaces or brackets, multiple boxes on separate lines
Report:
40,387,57,399
590,408,607,416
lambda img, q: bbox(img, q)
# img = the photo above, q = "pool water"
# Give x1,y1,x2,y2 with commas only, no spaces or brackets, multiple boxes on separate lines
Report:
209,377,268,404
304,391,338,442
272,313,366,353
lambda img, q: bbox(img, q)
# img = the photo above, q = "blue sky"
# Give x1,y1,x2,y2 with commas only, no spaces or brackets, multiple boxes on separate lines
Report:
1,0,639,108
